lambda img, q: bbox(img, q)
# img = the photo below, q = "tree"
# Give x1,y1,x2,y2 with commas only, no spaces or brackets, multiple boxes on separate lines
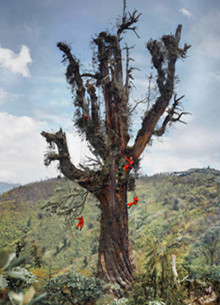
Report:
41,0,190,296
195,226,220,267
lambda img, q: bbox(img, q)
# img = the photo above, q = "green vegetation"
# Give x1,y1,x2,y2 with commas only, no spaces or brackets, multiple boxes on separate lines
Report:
0,250,46,304
40,270,109,305
0,168,219,304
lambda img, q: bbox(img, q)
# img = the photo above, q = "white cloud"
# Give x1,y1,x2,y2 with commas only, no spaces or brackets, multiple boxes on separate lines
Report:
0,88,7,104
0,112,55,183
40,76,65,84
141,123,220,175
179,8,193,18
33,109,75,135
189,12,220,59
180,11,220,129
34,110,70,126
0,170,17,181
0,44,32,77
0,112,87,184
198,40,220,60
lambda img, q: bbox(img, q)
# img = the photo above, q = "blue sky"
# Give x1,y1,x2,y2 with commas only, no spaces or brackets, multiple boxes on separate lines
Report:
0,0,220,184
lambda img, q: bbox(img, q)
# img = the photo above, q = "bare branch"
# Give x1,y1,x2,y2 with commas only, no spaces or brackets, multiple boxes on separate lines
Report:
117,8,142,38
171,254,189,285
123,0,126,21
175,24,182,44
129,75,157,116
171,111,191,123
42,186,89,228
124,44,135,97
81,73,99,79
128,97,148,115
85,155,103,167
153,94,191,136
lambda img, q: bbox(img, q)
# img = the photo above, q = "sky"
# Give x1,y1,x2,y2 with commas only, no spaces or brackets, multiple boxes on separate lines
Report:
0,0,220,184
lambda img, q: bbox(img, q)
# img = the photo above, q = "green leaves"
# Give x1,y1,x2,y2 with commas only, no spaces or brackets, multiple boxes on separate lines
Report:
0,274,7,289
41,270,109,305
4,270,26,280
0,250,46,305
6,256,26,270
0,252,25,290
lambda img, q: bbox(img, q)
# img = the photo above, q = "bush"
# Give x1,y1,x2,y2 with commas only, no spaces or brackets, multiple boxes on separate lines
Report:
40,270,109,305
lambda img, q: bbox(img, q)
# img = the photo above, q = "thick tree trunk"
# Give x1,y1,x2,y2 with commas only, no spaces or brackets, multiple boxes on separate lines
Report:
96,180,135,296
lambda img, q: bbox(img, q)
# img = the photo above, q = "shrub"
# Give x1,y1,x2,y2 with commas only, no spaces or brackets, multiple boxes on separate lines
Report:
40,270,109,305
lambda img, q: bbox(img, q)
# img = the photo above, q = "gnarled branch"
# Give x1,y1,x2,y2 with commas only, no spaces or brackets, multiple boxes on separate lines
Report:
153,94,191,136
41,129,102,192
57,42,88,115
57,42,107,160
132,25,190,159
117,0,141,38
41,129,83,179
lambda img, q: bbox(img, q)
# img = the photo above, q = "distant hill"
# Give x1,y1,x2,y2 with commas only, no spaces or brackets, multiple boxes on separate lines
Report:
0,182,20,194
0,168,219,276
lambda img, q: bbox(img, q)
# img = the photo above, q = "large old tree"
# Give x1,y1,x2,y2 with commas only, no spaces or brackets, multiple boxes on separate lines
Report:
41,2,190,296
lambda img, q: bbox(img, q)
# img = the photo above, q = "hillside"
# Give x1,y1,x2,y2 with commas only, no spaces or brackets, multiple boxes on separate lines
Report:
0,168,219,278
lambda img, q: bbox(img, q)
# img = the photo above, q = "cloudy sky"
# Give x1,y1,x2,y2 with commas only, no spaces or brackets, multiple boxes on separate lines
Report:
0,0,220,184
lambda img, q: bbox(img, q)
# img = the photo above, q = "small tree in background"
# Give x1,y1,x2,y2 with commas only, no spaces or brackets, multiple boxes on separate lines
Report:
41,0,190,295
197,226,220,267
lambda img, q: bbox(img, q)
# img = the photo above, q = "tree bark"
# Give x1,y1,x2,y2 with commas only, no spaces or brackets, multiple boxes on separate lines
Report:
97,161,135,297
96,175,135,296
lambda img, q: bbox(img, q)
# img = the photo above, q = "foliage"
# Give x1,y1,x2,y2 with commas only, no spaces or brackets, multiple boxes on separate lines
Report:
127,245,186,305
108,298,129,305
30,241,43,268
40,270,109,305
194,225,220,266
0,250,46,305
